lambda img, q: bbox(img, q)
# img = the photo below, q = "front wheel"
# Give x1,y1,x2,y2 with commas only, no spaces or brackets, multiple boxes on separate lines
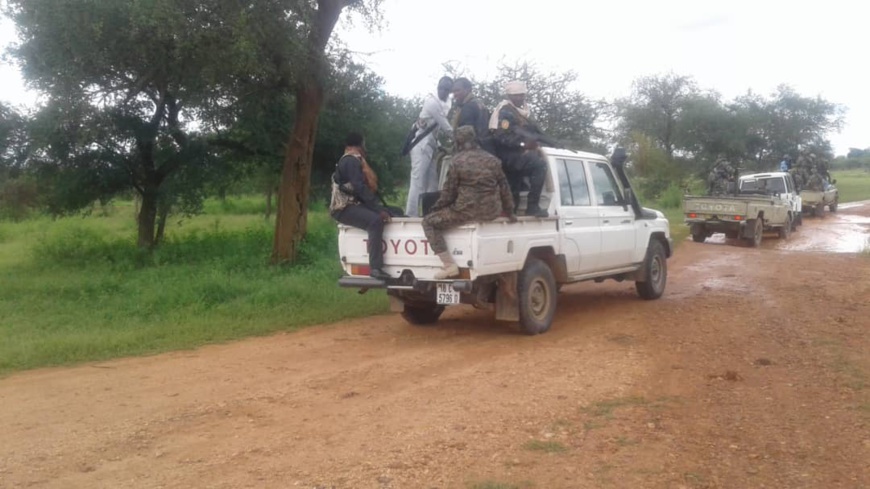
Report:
635,240,668,300
829,198,838,212
401,303,445,326
517,258,557,335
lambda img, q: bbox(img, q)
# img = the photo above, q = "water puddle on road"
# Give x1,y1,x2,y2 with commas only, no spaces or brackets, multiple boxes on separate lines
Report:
777,211,870,253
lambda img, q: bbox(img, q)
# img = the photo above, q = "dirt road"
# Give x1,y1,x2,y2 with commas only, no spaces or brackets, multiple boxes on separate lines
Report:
2,204,869,489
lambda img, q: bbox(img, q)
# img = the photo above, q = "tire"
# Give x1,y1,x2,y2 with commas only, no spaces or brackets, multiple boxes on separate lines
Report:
401,303,445,326
829,198,838,212
691,224,706,243
635,240,668,300
815,204,825,218
778,215,792,240
691,232,706,243
517,258,557,335
745,218,763,247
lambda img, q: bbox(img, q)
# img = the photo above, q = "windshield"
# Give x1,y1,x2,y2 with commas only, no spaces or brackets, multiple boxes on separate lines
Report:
740,177,786,194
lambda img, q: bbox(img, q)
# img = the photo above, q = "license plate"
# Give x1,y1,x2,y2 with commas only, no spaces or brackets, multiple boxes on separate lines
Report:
436,282,460,305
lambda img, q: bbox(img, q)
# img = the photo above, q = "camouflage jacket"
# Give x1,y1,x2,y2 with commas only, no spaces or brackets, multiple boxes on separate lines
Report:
431,148,514,219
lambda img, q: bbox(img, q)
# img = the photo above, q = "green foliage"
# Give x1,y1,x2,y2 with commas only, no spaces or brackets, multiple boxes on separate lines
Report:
831,170,870,204
0,199,387,375
522,440,567,453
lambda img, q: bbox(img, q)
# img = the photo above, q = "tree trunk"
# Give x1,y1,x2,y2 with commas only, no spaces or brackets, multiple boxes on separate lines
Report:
137,186,158,249
272,79,324,263
155,199,171,245
270,0,346,264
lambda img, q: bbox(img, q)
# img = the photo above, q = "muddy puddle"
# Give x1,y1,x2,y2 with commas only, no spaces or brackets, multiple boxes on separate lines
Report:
684,202,870,254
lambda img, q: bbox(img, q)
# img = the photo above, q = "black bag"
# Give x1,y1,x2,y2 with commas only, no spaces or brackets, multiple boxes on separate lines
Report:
420,191,441,217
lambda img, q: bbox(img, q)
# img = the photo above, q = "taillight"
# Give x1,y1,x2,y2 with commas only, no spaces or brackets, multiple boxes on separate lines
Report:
734,216,743,221
350,264,371,276
688,213,698,218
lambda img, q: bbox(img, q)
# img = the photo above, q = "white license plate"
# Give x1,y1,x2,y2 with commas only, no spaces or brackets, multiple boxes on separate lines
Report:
436,282,461,305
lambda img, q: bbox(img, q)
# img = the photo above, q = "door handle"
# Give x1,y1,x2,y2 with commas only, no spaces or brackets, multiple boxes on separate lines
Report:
564,220,573,225
602,219,610,224
621,219,631,224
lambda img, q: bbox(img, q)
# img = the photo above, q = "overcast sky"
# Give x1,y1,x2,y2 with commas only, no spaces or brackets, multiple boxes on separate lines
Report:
2,0,866,155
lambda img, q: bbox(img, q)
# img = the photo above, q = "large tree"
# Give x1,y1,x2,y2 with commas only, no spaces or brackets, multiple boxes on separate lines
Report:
7,0,245,247
616,72,699,159
268,0,384,264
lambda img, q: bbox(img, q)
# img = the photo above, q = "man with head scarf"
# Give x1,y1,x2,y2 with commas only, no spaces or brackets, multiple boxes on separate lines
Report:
422,126,517,279
405,76,455,217
489,80,550,218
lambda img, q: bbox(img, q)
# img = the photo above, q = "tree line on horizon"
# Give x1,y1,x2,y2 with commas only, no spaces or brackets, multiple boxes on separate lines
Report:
0,0,853,261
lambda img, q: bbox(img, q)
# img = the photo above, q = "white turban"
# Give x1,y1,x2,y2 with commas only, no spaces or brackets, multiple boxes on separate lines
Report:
504,81,527,95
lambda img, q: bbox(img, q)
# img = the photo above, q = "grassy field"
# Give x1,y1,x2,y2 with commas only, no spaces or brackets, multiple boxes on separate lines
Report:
0,197,388,375
832,169,870,204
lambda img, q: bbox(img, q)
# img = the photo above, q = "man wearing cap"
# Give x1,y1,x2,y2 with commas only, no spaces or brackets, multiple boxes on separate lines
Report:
489,80,550,218
423,125,517,279
405,76,455,217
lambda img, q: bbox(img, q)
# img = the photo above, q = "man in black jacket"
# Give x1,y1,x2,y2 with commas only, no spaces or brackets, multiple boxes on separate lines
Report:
489,80,550,218
329,132,392,280
451,78,495,155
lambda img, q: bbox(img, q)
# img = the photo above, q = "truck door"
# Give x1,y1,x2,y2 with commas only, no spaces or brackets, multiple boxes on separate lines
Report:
589,162,637,269
555,158,602,274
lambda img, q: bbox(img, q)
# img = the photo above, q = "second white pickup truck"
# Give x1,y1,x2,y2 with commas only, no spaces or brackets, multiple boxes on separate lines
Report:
337,148,673,335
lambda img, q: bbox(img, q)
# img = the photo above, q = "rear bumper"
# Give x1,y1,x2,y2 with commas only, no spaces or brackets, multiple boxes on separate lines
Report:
337,276,388,289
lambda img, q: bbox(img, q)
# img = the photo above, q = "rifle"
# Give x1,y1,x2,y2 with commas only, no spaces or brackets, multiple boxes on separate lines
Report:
400,122,439,157
513,125,564,149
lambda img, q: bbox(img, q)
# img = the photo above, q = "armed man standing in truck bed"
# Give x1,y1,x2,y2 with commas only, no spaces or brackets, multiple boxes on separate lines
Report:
489,81,551,218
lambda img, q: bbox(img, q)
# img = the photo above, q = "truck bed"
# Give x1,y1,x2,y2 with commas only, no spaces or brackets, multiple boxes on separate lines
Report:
338,216,561,281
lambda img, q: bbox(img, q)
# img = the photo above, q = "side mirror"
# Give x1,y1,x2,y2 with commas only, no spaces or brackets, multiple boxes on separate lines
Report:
832,179,837,184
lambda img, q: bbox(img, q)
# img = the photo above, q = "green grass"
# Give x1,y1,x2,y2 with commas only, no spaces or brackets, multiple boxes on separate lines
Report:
468,482,533,489
0,197,387,375
521,440,567,453
581,396,648,418
831,170,870,203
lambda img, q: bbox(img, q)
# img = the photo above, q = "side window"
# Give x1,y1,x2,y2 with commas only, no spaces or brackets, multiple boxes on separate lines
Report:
555,159,591,206
556,160,573,206
564,159,591,206
784,176,794,193
589,162,624,206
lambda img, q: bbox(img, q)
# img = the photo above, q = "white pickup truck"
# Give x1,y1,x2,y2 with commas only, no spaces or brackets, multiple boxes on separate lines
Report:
336,148,674,335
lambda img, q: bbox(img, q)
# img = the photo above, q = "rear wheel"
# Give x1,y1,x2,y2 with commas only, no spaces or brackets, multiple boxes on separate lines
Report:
635,240,667,300
401,303,445,326
745,218,763,247
691,224,707,243
517,258,557,335
829,198,838,212
778,215,792,240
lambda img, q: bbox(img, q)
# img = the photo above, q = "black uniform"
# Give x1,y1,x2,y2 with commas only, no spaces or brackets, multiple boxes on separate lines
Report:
492,104,549,216
453,95,495,155
329,154,388,276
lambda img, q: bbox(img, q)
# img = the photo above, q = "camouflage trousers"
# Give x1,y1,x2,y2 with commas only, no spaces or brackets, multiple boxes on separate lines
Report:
422,208,470,254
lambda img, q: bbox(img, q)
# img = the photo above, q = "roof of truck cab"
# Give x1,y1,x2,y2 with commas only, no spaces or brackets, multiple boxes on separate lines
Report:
739,172,789,179
542,147,609,161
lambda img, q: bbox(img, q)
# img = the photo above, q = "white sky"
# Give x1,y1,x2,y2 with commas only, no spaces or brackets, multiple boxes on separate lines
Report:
2,0,867,155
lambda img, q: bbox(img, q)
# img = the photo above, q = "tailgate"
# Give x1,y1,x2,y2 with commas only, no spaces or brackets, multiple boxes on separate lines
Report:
683,197,748,218
337,218,475,279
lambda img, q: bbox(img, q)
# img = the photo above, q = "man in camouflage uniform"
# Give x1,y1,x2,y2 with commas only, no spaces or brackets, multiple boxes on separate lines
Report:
707,158,735,195
807,166,824,191
422,126,517,279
